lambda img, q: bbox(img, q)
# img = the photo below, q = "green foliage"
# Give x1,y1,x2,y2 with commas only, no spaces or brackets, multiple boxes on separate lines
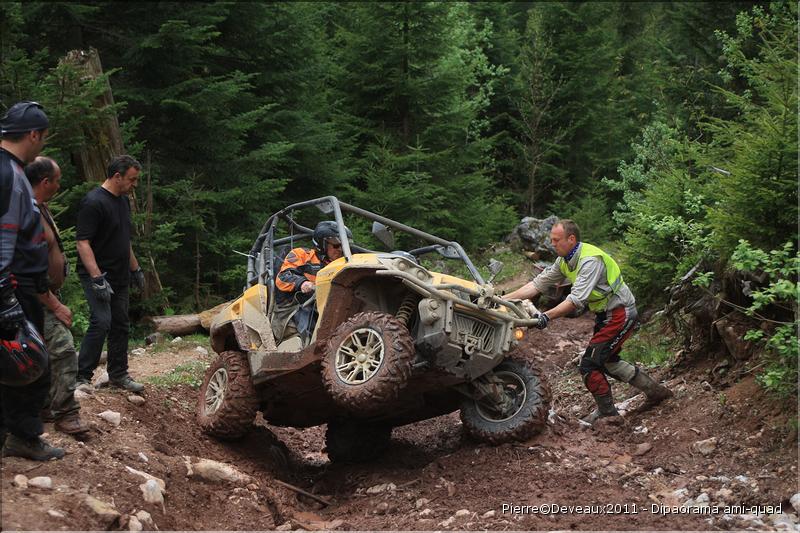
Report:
621,160,715,305
130,333,209,352
604,121,681,232
705,5,799,255
2,1,793,331
144,360,209,389
550,184,615,245
467,3,527,207
691,271,715,289
621,314,678,367
513,6,566,214
730,240,799,397
331,3,516,249
614,3,797,307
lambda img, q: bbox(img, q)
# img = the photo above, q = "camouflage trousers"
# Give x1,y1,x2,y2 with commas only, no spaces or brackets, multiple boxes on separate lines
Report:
42,307,81,419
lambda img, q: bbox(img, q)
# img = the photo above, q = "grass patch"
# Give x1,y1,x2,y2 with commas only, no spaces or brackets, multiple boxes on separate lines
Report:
621,314,679,367
144,360,209,389
131,333,211,353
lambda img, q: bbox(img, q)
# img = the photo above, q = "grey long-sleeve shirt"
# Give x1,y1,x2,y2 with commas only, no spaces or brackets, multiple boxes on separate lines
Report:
0,148,47,277
531,243,636,314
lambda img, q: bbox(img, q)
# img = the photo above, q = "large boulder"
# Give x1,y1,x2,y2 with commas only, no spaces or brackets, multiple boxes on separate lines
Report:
514,216,558,259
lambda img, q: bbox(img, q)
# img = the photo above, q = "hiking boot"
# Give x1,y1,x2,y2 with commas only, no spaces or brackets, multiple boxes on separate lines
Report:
580,393,620,425
110,375,145,393
75,379,95,393
629,370,672,407
40,408,55,423
54,412,90,435
2,435,65,461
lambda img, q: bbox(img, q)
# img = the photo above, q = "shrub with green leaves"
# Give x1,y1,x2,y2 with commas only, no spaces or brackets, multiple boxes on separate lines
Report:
621,313,679,367
730,240,799,396
706,5,798,256
144,360,209,389
613,3,797,308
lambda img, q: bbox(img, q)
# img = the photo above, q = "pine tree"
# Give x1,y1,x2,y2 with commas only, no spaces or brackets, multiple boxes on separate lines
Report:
704,3,798,254
330,2,514,248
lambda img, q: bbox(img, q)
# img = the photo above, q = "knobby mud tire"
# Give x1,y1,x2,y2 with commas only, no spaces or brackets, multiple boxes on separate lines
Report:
460,357,551,445
325,419,392,463
321,311,415,414
197,350,259,440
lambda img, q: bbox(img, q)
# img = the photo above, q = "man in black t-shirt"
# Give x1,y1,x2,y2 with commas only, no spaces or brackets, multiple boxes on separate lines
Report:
76,155,146,393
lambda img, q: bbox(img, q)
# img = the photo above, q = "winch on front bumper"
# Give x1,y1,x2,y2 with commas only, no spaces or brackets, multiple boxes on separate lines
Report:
374,268,541,380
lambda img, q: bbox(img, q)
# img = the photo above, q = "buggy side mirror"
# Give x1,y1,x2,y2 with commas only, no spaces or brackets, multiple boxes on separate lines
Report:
315,200,335,215
487,258,504,284
372,221,395,249
435,245,461,259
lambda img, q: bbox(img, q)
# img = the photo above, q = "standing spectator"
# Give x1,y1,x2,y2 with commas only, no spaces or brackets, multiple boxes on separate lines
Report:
75,155,145,393
25,156,89,435
0,101,65,460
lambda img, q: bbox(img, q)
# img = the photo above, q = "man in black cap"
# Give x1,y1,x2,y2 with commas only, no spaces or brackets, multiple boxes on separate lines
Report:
0,101,65,460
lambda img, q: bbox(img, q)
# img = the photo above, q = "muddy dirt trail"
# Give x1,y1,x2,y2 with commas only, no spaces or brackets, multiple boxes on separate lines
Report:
1,317,797,531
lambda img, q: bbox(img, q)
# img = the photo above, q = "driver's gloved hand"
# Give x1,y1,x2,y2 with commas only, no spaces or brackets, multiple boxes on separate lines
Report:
300,280,315,294
0,274,23,331
91,273,115,303
535,313,550,330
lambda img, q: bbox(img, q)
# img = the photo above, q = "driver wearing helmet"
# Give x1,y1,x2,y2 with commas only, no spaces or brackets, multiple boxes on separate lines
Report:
272,221,350,345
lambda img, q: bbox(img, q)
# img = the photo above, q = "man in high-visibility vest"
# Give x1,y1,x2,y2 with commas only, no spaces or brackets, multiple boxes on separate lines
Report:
506,219,671,424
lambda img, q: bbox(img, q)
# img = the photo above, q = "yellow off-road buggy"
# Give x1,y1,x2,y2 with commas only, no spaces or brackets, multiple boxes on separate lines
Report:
196,197,550,462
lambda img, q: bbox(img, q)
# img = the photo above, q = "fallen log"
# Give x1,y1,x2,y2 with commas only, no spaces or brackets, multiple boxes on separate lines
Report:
146,314,202,336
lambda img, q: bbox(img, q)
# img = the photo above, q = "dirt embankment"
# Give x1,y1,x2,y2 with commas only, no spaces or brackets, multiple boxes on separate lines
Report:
1,320,797,531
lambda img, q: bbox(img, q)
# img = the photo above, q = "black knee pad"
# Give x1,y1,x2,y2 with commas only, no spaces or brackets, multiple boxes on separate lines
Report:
591,342,614,367
579,347,601,377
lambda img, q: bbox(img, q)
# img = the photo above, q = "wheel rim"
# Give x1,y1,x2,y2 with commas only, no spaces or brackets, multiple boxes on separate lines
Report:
335,327,385,384
474,370,527,422
204,367,228,415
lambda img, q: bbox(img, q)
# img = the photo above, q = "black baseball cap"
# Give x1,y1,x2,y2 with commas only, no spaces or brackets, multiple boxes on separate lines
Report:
0,101,49,135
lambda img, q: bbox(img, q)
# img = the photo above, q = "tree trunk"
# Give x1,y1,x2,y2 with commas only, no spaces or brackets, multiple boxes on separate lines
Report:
59,48,124,183
142,150,165,300
146,315,203,336
60,48,164,300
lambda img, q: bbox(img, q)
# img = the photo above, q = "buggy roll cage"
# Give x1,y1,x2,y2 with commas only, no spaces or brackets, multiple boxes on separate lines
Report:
244,196,541,327
246,196,485,288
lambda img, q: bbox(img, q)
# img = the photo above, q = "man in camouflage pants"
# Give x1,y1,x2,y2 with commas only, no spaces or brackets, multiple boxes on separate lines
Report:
25,157,89,435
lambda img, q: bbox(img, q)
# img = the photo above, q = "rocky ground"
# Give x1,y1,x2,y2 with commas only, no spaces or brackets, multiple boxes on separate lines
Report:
1,315,797,531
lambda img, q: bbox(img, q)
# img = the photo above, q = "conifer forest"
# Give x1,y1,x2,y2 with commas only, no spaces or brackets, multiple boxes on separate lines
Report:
1,1,797,396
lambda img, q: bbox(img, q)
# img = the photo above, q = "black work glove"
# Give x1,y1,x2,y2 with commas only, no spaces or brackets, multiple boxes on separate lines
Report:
0,273,23,331
91,273,115,303
535,313,550,330
131,268,145,291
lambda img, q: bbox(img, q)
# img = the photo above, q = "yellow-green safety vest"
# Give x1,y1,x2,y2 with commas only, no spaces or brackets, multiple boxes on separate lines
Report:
558,243,624,312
